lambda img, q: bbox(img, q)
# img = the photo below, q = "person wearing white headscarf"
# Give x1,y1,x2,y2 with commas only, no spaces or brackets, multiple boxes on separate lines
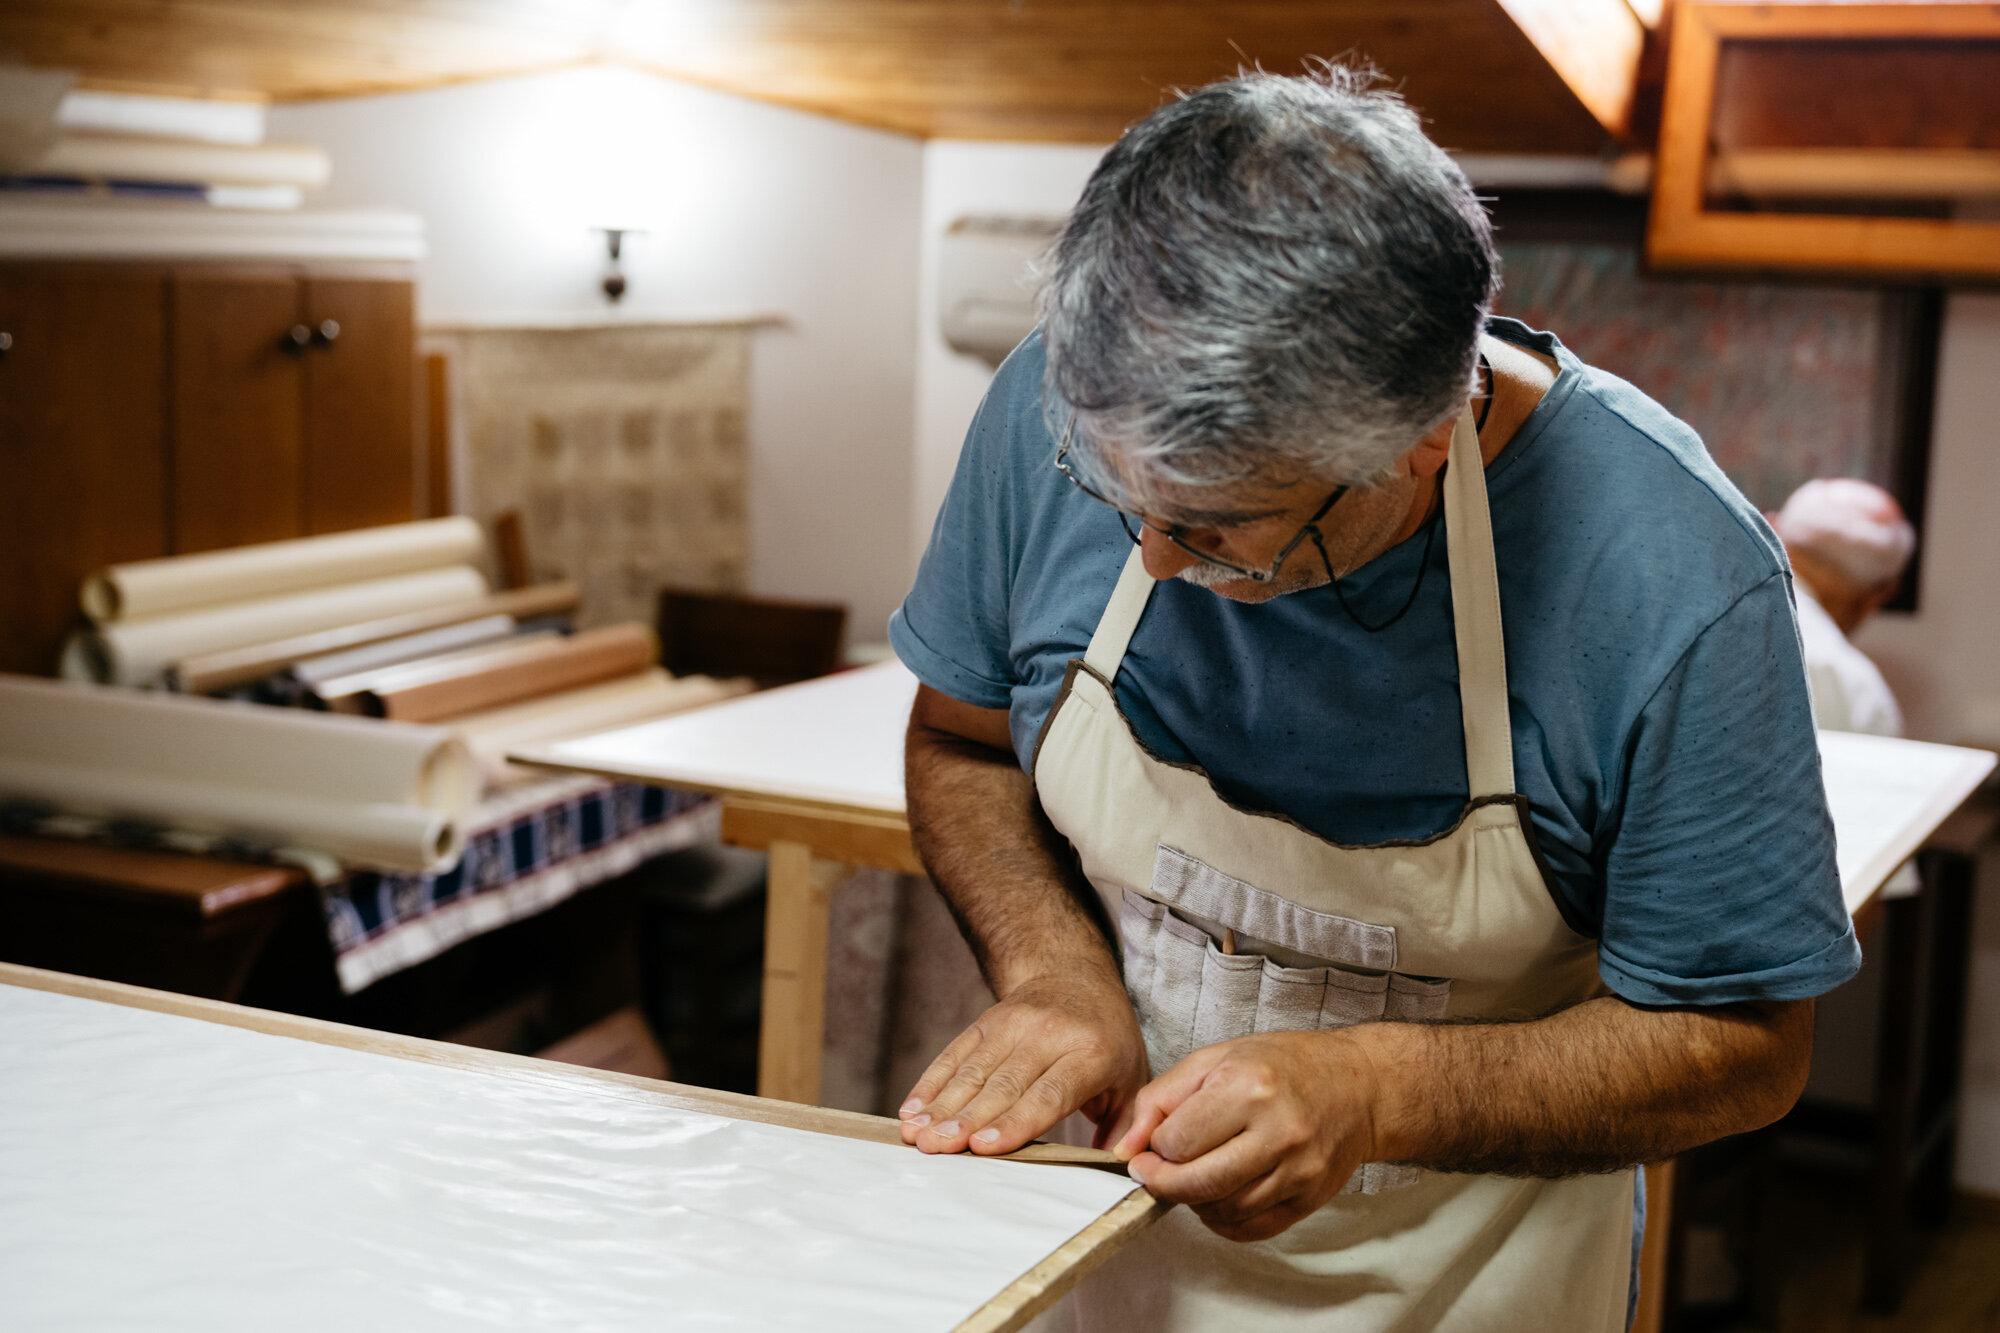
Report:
1772,478,1916,738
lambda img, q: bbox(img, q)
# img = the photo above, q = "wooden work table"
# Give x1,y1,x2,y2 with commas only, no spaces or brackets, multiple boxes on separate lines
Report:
519,661,920,1105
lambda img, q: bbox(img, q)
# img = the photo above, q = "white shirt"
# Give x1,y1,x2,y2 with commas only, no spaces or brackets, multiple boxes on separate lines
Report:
1795,585,1904,738
1796,583,1918,897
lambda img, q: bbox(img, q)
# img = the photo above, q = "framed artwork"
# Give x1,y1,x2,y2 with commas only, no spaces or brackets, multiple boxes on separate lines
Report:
1488,193,1943,608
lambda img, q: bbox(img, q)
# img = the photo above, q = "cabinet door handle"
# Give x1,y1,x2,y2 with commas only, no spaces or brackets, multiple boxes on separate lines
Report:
280,324,313,353
312,319,340,347
0,331,11,359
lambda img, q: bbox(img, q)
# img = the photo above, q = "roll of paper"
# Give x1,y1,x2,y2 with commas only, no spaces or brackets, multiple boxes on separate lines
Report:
309,630,560,712
288,616,519,689
0,675,475,872
451,669,752,786
359,624,658,725
0,757,461,872
83,517,486,622
63,565,490,687
168,582,580,695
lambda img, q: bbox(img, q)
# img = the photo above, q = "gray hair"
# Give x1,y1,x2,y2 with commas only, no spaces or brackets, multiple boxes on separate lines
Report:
1042,64,1498,516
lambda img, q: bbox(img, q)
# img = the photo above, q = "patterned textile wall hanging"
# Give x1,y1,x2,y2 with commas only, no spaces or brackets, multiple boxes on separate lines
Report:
1492,243,1937,516
433,324,753,628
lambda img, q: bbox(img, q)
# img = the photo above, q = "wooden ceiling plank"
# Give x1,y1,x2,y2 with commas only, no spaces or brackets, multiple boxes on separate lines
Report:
623,1,1611,148
1489,0,1645,138
0,0,1624,150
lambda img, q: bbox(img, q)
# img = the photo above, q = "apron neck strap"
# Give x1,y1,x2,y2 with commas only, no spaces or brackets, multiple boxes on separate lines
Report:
1084,546,1154,679
1076,399,1516,798
1442,403,1516,797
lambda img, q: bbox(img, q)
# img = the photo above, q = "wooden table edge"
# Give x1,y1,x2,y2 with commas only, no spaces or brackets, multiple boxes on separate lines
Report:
508,754,908,826
0,960,1129,1169
0,962,908,1141
953,1188,1170,1333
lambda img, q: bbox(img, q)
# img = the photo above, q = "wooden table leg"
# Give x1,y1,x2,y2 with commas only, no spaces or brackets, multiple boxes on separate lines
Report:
758,839,836,1104
1633,1158,1676,1333
1864,887,1927,1314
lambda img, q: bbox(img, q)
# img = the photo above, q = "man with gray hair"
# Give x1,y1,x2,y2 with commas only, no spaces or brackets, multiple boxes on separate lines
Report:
889,66,1857,1330
1771,477,1916,736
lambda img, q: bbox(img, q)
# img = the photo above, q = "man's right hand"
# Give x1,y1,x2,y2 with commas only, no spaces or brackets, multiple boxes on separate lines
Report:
897,964,1147,1156
901,683,1144,1156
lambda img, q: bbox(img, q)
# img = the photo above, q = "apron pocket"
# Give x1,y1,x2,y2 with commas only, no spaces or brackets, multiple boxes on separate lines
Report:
1384,972,1452,1022
1118,888,1166,1000
1192,946,1263,1050
1121,889,1211,1070
1320,965,1392,1028
1252,961,1333,1034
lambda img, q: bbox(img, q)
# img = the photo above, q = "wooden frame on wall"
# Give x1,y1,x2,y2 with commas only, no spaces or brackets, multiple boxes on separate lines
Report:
1649,2,2000,280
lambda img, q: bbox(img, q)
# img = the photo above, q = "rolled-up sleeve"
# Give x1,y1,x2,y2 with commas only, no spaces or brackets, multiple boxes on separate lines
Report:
1596,574,1861,1006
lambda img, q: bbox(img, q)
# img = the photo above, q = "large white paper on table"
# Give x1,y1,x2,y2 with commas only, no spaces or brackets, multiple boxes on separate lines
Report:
0,985,1141,1331
1818,729,1996,916
519,660,917,812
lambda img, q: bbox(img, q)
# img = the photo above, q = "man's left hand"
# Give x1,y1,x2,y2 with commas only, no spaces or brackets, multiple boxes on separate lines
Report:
1110,1031,1381,1242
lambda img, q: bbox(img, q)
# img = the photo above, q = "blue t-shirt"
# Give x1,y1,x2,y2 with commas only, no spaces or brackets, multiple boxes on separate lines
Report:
890,319,1860,1009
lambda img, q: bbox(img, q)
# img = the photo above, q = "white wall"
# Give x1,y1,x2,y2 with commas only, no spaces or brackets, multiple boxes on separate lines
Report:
1855,293,2000,1192
909,140,1108,563
270,65,924,642
1863,295,2000,749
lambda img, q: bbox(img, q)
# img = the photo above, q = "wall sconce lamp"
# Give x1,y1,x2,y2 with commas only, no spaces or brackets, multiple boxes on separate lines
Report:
595,226,644,303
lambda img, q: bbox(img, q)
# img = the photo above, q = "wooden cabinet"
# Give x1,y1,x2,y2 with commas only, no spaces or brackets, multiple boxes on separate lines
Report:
0,265,171,677
172,269,310,554
298,276,416,537
0,261,416,675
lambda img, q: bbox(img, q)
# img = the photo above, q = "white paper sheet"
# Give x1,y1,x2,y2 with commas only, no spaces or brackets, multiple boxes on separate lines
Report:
1817,729,1995,915
0,985,1142,1332
451,670,751,788
520,660,917,812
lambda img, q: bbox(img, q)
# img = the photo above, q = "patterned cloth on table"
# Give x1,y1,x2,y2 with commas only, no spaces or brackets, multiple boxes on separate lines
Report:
322,774,716,993
1,776,716,996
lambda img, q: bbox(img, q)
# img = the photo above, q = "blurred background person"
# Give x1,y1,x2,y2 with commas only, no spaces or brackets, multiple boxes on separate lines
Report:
1772,478,1917,738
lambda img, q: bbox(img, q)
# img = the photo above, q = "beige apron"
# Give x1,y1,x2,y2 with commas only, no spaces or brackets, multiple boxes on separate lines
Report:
1031,405,1635,1331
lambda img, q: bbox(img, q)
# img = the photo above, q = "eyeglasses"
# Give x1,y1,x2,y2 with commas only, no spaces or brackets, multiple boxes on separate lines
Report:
1051,416,1348,584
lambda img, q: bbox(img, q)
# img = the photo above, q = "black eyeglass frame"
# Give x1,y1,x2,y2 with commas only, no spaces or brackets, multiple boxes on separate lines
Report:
1051,417,1349,584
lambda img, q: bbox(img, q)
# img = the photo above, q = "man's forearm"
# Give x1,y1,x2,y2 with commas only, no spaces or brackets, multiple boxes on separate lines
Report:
1359,994,1814,1176
905,714,1120,996
898,694,1150,1152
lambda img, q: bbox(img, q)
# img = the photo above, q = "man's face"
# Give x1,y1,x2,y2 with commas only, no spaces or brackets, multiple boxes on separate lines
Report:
1133,466,1422,604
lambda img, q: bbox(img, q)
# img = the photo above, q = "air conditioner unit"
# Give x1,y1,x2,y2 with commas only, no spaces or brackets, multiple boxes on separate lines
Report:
936,214,1065,366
